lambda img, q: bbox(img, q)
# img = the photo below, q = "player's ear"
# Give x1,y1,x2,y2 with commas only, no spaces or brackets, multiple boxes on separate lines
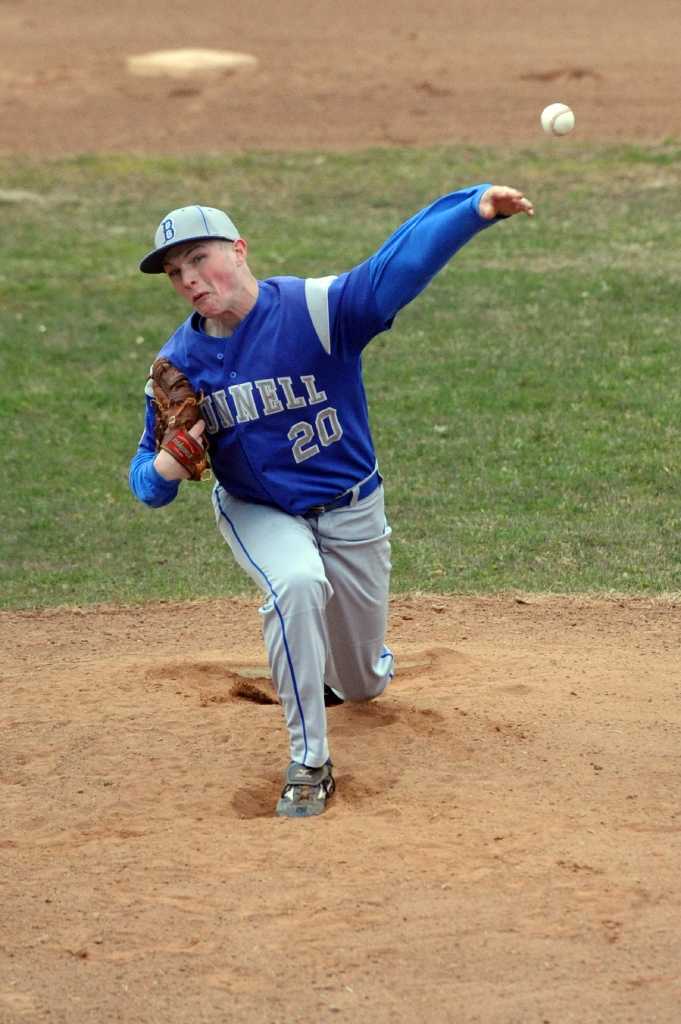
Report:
232,237,248,263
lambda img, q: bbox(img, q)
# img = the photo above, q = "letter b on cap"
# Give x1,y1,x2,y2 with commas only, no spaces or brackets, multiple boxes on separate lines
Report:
161,218,175,243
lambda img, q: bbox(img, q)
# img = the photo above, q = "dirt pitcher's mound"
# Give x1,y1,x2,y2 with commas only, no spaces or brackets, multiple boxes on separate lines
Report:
2,594,681,1023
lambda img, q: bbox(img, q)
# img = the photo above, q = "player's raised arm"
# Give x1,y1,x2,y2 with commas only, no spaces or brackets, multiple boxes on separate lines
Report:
366,183,534,325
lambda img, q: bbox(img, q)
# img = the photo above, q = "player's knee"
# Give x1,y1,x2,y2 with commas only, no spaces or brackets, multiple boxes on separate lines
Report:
277,567,332,611
339,663,392,703
358,679,391,702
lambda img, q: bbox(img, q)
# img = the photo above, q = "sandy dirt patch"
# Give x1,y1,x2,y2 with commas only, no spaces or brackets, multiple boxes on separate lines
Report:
1,0,680,156
2,594,681,1022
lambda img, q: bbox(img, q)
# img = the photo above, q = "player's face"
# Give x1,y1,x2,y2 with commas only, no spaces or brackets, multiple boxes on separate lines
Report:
163,240,245,317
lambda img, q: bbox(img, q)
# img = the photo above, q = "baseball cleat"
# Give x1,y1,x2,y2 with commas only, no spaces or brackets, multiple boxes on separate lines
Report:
275,759,335,817
323,684,344,707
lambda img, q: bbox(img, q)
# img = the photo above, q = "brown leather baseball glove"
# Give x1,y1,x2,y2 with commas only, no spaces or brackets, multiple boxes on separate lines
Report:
148,357,211,481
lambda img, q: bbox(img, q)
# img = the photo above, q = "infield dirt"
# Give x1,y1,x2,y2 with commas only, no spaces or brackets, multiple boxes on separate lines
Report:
1,0,680,155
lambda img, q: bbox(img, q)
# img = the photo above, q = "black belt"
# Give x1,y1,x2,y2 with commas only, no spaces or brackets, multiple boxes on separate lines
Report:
302,470,381,518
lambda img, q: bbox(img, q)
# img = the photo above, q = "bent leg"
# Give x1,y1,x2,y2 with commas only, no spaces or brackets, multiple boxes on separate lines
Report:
314,485,394,702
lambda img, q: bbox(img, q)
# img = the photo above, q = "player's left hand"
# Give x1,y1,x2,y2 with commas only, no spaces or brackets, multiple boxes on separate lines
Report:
154,419,206,481
478,186,534,220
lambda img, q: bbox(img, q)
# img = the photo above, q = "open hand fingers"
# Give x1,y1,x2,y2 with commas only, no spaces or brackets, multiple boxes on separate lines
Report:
479,186,534,219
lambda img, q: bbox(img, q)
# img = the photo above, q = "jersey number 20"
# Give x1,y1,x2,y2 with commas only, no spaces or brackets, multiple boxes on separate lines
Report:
288,407,343,463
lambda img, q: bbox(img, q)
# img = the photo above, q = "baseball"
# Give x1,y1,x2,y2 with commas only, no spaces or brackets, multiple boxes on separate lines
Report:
540,103,575,137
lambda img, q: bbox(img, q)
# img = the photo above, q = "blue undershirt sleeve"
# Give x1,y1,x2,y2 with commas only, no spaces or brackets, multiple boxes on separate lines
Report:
129,449,181,508
128,396,181,508
367,183,495,323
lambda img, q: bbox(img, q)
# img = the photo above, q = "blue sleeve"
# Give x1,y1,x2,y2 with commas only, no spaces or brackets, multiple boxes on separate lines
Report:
327,184,497,356
128,397,181,508
129,450,181,508
368,183,494,322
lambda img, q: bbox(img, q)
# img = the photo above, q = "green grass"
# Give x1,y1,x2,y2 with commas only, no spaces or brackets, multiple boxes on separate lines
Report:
2,143,681,608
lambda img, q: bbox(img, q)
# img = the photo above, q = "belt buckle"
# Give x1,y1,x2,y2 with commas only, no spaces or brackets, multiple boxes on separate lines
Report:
305,503,326,518
305,487,356,518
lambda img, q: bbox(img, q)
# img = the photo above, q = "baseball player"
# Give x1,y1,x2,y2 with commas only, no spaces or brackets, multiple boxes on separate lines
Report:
129,184,534,817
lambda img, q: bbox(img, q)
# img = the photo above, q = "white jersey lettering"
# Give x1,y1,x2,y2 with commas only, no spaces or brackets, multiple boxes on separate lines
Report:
255,378,285,415
199,395,221,433
301,374,327,405
288,407,343,463
229,382,259,423
288,421,320,463
315,407,343,446
200,373,332,435
212,389,236,429
278,376,307,410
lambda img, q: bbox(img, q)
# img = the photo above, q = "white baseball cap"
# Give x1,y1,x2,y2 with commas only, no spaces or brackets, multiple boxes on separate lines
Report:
139,204,240,274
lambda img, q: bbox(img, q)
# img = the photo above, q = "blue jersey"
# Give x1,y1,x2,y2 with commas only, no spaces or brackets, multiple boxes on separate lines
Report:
130,184,497,513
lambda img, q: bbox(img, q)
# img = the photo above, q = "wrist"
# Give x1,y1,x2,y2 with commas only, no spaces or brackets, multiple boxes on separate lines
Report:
154,449,190,481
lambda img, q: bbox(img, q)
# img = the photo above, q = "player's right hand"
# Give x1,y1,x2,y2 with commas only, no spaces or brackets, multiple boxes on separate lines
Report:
478,186,534,220
154,420,206,481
